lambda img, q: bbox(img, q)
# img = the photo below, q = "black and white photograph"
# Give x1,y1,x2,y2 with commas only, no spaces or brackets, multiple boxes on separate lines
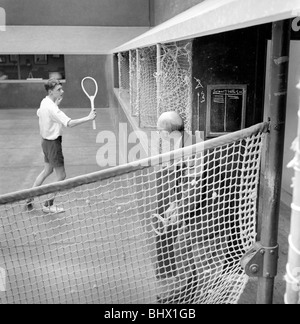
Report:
0,0,300,307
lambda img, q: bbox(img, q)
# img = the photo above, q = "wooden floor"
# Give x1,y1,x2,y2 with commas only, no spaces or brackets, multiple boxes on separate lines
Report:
0,108,292,304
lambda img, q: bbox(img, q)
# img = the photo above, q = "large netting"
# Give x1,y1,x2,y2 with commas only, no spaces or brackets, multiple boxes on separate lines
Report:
129,50,138,117
0,123,268,304
157,41,193,132
118,52,130,94
137,46,157,129
120,41,192,131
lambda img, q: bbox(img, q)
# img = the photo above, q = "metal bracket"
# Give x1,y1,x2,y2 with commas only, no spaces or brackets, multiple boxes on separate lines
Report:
240,242,279,278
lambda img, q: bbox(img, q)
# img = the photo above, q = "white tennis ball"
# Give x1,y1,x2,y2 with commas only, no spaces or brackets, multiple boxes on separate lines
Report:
86,198,90,205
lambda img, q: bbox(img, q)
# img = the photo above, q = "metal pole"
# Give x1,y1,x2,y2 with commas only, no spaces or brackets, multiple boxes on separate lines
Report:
257,19,291,304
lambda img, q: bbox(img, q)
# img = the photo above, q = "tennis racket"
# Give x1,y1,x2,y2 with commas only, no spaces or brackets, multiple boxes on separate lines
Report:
81,76,98,130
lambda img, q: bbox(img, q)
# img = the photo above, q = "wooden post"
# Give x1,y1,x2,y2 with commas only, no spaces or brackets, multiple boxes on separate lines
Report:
257,19,291,304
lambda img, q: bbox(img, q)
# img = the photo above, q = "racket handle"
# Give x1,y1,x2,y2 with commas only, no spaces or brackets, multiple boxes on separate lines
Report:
93,120,96,130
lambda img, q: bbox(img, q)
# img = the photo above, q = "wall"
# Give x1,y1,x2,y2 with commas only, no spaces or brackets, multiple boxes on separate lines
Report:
0,55,110,109
62,55,109,109
1,0,150,26
192,25,267,136
0,54,65,80
0,0,151,109
150,0,204,26
0,82,45,109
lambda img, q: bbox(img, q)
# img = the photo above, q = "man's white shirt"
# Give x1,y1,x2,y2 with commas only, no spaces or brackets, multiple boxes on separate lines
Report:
37,96,71,140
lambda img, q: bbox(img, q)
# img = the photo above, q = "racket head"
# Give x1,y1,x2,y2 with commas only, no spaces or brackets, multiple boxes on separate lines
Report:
81,76,98,130
81,76,98,99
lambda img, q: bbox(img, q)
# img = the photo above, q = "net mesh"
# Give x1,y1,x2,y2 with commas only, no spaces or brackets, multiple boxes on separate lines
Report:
129,50,139,117
137,46,157,128
158,41,193,132
118,52,130,94
0,123,268,304
121,42,192,130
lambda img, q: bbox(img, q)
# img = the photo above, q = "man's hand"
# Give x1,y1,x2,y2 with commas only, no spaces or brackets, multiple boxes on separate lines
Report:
55,97,63,106
88,109,96,121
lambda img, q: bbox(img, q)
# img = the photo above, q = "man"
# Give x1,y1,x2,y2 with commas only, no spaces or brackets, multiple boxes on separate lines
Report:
26,78,96,214
157,111,190,151
155,111,203,303
156,111,201,218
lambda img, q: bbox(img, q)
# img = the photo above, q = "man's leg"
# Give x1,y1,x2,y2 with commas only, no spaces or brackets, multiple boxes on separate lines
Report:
26,163,54,209
43,166,66,213
33,163,54,187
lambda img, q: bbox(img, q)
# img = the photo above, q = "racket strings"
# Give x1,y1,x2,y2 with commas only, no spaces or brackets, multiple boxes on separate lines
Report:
82,78,98,97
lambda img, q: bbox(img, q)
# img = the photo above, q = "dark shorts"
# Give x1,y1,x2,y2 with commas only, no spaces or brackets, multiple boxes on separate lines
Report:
41,136,64,168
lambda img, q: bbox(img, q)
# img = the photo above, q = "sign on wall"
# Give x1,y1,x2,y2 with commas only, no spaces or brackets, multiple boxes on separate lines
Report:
206,84,247,137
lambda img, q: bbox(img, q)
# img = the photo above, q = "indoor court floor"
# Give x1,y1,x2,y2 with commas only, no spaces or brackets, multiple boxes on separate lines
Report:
0,107,291,304
0,108,113,196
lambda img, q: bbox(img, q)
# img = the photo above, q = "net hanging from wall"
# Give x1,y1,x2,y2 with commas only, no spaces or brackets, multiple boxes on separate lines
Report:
129,50,139,117
157,41,193,132
137,46,158,128
118,52,130,94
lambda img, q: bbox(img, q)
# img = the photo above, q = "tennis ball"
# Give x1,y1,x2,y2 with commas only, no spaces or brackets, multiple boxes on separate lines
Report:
86,198,90,205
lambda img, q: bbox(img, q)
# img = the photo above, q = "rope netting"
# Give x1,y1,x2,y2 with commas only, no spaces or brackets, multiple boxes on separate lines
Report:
157,41,193,132
119,41,192,131
129,50,138,117
0,123,268,304
137,46,157,128
118,52,130,94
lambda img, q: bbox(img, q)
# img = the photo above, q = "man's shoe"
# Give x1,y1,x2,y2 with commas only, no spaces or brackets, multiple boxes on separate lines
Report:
42,205,65,214
25,199,34,211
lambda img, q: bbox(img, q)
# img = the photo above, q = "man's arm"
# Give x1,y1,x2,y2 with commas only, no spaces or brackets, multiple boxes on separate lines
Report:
68,110,96,128
54,97,97,128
